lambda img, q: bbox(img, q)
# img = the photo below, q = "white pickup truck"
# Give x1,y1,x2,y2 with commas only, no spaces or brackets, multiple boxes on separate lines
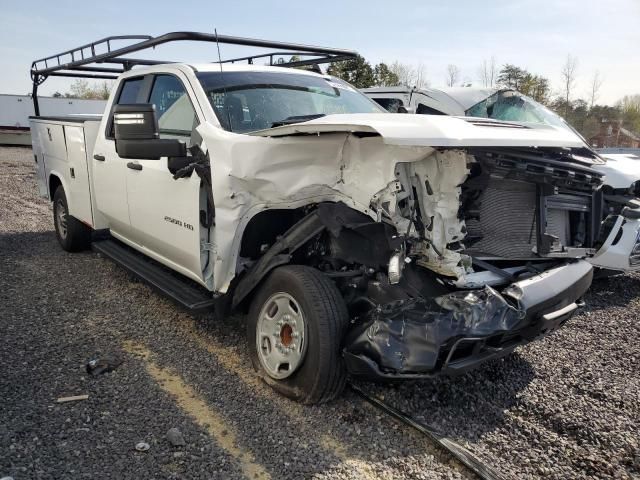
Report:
30,33,595,404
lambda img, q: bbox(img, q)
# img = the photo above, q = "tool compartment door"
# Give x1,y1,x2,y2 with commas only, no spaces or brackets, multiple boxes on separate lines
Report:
63,125,93,226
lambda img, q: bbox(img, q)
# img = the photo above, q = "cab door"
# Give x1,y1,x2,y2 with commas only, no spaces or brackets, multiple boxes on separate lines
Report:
93,76,148,238
124,73,207,285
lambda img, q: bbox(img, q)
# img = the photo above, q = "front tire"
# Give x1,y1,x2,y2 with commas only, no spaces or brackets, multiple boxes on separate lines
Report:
247,265,349,404
53,186,91,252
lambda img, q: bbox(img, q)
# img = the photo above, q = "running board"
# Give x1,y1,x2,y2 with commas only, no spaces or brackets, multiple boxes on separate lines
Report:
92,239,216,311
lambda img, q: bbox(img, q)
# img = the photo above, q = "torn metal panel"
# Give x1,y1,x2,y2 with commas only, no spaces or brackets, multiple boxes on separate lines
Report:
406,150,472,278
197,122,435,293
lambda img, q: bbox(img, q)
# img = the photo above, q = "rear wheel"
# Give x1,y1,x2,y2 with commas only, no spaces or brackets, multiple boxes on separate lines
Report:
247,265,349,404
53,186,91,252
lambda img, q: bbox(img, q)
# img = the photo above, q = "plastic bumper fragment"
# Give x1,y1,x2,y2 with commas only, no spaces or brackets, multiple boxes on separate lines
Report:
343,260,593,379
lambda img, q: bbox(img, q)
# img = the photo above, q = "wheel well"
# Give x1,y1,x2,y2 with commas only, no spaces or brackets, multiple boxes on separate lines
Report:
240,208,306,259
49,174,62,201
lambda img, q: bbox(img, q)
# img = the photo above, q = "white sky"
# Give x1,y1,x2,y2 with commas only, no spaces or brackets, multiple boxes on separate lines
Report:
1,0,639,105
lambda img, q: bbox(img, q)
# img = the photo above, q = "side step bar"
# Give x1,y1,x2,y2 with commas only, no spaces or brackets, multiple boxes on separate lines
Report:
92,239,217,311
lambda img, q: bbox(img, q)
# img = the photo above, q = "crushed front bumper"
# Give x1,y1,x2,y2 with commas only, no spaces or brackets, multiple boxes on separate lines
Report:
343,260,593,379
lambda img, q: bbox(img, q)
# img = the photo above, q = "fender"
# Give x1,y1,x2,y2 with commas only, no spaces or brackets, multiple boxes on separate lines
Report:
48,171,72,211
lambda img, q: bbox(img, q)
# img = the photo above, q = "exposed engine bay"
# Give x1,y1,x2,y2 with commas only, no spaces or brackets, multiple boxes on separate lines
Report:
370,147,603,283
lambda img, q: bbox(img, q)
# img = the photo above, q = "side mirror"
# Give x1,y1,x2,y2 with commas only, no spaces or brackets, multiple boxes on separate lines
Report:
397,106,409,114
114,104,186,159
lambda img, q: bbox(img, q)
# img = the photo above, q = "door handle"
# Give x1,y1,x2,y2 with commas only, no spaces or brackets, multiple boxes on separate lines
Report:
93,154,105,161
127,162,143,171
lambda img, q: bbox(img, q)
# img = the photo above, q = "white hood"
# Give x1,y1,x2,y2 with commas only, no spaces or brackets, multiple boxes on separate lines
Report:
250,113,588,149
597,153,640,189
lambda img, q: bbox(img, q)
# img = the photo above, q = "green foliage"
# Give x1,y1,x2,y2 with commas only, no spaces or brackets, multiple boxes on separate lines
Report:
327,55,375,88
497,64,550,103
497,64,526,90
373,63,399,87
618,95,640,133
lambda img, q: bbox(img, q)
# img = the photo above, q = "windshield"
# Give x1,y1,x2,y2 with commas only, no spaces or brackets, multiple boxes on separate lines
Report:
196,71,383,133
466,90,567,130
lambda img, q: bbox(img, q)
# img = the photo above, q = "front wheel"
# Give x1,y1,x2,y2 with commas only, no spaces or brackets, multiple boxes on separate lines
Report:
53,186,91,252
247,265,349,404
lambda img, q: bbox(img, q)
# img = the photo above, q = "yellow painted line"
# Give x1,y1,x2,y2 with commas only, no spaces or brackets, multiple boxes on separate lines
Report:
123,341,271,480
174,321,380,478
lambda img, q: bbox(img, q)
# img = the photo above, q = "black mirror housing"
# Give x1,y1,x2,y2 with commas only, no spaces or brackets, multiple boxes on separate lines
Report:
116,138,187,160
113,104,187,160
114,104,159,140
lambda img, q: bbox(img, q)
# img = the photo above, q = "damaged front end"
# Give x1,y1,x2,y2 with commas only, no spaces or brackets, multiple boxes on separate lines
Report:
332,146,599,378
232,117,604,379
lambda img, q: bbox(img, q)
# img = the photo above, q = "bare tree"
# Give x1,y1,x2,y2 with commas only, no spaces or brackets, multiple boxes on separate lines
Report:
477,56,497,88
561,54,579,117
413,63,429,89
589,70,603,109
390,61,429,88
445,64,460,87
65,79,114,100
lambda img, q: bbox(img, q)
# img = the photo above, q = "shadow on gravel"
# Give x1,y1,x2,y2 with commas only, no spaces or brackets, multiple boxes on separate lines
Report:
357,350,537,442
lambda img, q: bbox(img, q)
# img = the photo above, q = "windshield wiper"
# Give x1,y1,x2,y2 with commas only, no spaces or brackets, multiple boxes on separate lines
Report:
271,113,326,128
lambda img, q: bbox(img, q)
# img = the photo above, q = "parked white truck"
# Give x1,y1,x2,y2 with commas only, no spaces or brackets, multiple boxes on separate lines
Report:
31,33,595,404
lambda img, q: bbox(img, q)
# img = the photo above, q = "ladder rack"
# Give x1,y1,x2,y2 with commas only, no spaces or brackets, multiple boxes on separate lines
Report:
30,31,358,114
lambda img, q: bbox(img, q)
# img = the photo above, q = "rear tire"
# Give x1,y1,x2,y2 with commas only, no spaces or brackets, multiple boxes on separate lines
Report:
53,186,91,252
247,265,349,404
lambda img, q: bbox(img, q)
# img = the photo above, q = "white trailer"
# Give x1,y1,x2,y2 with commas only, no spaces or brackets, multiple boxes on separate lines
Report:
0,94,105,145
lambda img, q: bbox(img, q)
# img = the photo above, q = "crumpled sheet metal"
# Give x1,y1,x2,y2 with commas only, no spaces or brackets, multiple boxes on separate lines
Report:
196,122,435,293
344,286,525,374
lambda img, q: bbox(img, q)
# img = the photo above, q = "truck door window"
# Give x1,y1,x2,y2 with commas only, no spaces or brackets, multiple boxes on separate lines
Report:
118,78,144,104
416,103,446,115
148,75,197,139
107,77,145,137
372,98,404,113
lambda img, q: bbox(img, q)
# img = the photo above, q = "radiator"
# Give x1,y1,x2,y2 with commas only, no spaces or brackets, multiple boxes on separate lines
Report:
465,178,571,258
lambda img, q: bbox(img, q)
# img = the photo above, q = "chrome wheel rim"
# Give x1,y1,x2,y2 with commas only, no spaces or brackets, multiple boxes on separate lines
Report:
256,292,307,380
55,199,68,240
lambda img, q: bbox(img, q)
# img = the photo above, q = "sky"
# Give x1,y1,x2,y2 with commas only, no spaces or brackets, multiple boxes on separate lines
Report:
1,0,639,105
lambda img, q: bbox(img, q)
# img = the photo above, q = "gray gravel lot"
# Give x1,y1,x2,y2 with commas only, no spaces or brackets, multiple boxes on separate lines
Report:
0,145,638,479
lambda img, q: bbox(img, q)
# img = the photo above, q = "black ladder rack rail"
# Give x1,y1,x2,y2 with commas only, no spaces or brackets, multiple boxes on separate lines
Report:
30,31,358,115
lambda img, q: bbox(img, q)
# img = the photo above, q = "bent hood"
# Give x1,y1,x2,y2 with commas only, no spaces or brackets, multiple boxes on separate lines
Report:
250,113,587,149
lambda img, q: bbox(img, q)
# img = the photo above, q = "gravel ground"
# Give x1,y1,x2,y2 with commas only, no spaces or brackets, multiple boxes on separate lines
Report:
0,145,638,479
